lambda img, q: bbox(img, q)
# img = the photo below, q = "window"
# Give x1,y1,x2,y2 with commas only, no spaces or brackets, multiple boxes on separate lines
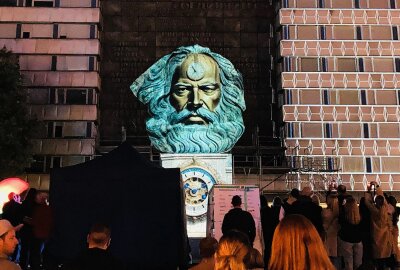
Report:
327,157,334,171
320,26,326,40
54,124,62,138
393,27,399,40
66,89,88,104
318,0,324,7
356,26,362,40
286,89,292,104
22,32,30,38
360,90,367,105
55,0,59,7
321,58,328,71
51,56,57,71
26,0,32,6
52,157,61,169
398,90,400,105
0,0,17,6
284,57,291,72
90,25,96,39
16,24,21,38
34,0,53,7
323,89,330,104
325,123,332,138
358,58,364,72
47,122,54,137
354,0,360,8
395,58,400,72
88,56,95,71
363,123,369,138
365,157,372,173
53,24,58,38
287,123,294,138
91,0,96,7
390,0,396,8
86,123,92,137
283,26,289,39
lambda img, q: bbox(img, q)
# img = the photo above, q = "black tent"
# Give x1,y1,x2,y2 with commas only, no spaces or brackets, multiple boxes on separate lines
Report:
47,142,187,269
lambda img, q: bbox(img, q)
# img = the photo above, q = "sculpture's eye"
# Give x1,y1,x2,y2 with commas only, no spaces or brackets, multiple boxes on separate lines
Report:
199,84,219,95
173,85,191,96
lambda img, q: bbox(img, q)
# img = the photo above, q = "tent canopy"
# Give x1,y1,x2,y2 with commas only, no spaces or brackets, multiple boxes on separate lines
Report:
48,142,187,269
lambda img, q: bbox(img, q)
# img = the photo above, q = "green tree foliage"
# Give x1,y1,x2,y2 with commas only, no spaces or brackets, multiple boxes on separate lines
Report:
0,47,37,178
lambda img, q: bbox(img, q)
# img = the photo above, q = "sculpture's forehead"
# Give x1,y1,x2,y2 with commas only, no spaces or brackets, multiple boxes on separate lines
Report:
178,54,220,81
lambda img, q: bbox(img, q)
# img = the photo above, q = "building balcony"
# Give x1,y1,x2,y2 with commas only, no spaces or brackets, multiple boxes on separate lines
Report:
283,105,400,123
22,71,101,88
285,138,400,157
0,7,100,23
282,72,400,89
281,40,400,57
31,138,95,155
28,104,98,121
0,39,100,55
280,9,400,26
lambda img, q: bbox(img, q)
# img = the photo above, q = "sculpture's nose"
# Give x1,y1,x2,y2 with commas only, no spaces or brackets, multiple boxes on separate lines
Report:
187,88,203,111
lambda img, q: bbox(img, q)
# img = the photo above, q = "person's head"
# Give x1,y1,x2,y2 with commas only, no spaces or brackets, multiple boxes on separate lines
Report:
215,230,250,270
0,220,21,257
272,196,282,208
326,194,338,211
300,186,313,197
311,194,320,205
131,45,246,153
231,195,242,208
87,223,111,250
269,215,334,270
344,197,361,225
260,195,268,209
337,184,346,195
388,196,397,208
199,236,218,259
290,188,300,199
35,191,48,205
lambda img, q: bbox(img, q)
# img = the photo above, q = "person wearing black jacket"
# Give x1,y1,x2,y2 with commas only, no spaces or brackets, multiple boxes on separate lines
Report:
222,195,256,246
286,187,324,238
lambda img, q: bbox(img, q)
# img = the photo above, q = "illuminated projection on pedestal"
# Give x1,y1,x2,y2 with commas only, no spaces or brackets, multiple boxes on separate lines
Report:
182,166,216,219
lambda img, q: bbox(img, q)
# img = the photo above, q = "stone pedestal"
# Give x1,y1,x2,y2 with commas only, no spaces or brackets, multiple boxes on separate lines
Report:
160,153,232,237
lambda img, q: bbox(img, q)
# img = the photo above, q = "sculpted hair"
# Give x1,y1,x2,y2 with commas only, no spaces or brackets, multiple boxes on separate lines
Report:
131,45,246,153
344,197,361,225
269,215,335,270
215,231,250,270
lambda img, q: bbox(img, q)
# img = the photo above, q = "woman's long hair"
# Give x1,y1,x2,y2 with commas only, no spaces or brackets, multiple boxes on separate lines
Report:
214,231,250,270
269,215,335,270
344,197,361,225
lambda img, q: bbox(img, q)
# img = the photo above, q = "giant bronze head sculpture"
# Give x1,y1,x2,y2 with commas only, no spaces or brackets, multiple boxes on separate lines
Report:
131,45,246,153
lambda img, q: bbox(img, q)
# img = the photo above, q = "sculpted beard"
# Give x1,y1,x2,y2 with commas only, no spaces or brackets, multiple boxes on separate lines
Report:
147,107,244,153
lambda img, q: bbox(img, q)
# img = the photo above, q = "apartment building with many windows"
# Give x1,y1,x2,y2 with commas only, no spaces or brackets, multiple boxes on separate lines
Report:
278,0,400,191
0,0,101,189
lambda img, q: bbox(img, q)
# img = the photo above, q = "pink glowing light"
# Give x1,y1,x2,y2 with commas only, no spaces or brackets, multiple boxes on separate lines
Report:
0,178,29,211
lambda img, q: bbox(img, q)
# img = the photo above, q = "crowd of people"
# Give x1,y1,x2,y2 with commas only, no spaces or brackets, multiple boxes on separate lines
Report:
1,182,400,270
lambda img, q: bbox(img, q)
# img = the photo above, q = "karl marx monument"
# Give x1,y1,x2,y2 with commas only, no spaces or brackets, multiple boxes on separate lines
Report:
131,45,246,153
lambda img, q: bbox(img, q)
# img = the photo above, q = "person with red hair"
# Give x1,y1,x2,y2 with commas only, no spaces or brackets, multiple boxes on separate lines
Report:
269,214,335,270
